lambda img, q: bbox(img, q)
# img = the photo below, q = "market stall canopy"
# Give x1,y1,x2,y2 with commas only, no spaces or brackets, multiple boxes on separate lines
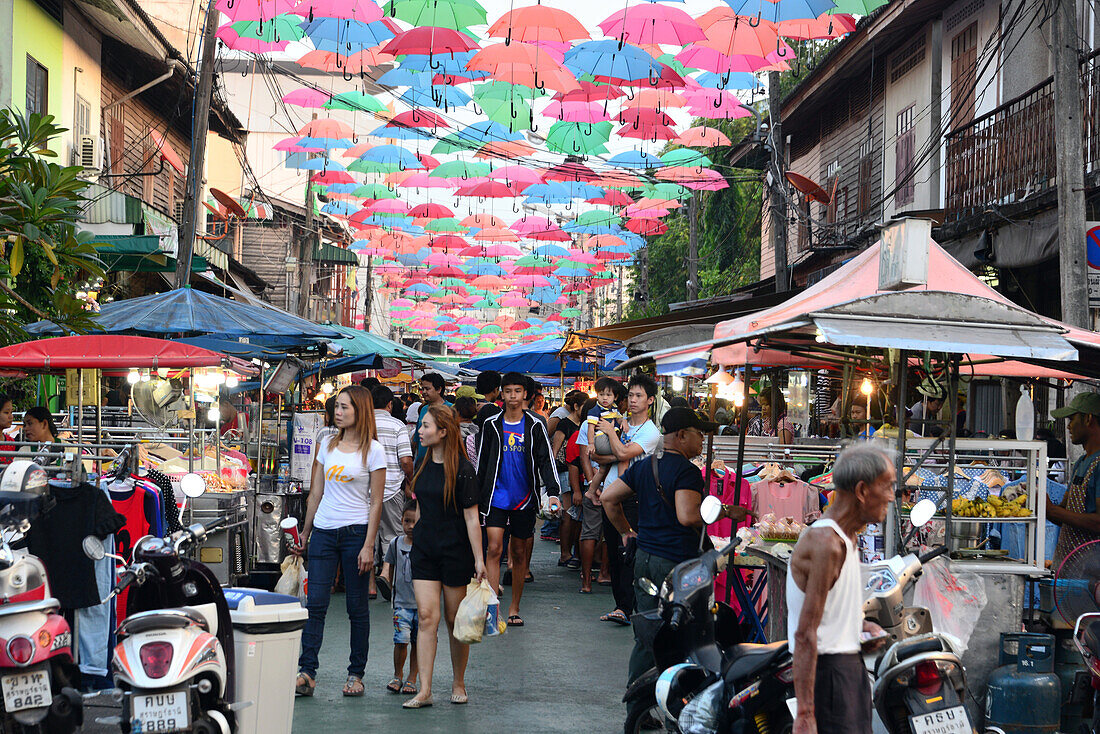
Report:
461,337,592,375
324,324,441,362
301,353,385,379
174,336,329,361
0,335,257,372
25,287,343,340
618,238,1100,374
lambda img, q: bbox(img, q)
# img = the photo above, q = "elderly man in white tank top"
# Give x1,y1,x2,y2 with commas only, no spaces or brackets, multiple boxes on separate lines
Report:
786,444,896,734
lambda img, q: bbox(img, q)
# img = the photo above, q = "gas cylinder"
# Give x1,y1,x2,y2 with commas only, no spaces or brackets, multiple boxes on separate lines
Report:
985,633,1062,733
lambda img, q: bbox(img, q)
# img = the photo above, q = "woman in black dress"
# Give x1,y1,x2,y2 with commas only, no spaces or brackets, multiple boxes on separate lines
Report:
404,404,486,709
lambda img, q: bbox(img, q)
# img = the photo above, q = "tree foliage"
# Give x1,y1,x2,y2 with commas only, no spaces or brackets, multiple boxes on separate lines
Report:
0,110,103,343
628,115,763,319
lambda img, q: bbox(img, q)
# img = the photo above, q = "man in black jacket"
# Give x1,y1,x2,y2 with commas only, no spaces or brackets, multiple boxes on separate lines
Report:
476,371,560,627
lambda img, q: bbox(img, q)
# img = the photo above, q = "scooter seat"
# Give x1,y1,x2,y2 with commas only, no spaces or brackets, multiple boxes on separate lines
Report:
117,609,210,638
723,641,789,682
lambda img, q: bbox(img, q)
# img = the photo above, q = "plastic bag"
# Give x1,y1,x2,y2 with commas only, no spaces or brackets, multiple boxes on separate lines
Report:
912,556,987,654
678,678,723,734
454,579,498,644
275,556,306,602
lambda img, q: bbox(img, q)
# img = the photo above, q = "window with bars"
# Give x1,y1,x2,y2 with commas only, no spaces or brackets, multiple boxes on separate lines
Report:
950,22,978,127
26,56,47,116
858,139,875,215
895,106,916,206
825,160,840,223
74,94,90,139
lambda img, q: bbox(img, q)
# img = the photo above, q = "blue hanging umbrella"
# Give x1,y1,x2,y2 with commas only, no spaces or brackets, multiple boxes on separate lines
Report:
300,157,346,171
298,136,353,151
301,18,395,50
721,0,837,21
523,182,575,205
325,182,359,194
563,40,663,82
376,67,425,87
534,244,570,258
608,150,661,169
367,123,433,141
320,201,356,216
694,71,760,91
460,337,589,375
400,84,471,109
26,288,343,339
359,144,423,169
554,264,593,278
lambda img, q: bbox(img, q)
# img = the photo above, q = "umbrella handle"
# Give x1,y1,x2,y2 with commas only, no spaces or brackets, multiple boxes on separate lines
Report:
512,200,520,214
472,102,482,115
624,87,635,101
776,37,787,56
530,118,539,133
721,70,731,88
534,76,545,91
649,67,660,86
748,13,762,26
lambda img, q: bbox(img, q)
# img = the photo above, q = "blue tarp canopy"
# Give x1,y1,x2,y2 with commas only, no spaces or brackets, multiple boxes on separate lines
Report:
26,288,343,340
460,337,592,375
301,353,384,378
173,336,326,361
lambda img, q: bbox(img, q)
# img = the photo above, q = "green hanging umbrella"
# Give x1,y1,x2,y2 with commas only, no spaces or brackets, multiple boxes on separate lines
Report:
477,96,533,133
514,254,554,269
560,308,582,318
324,91,386,113
642,182,692,200
661,149,713,167
425,217,467,232
656,53,696,77
473,298,500,309
231,15,305,42
480,324,503,333
354,183,397,199
545,121,613,156
828,0,888,13
347,159,392,175
431,160,491,178
573,210,622,227
383,0,487,30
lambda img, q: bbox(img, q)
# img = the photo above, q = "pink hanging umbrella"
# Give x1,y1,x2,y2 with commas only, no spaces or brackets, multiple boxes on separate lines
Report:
305,0,383,21
677,126,732,146
427,265,467,278
685,89,753,119
298,118,354,138
282,88,331,108
215,26,289,52
598,4,706,46
472,275,508,289
510,275,553,287
216,0,298,20
473,227,520,243
410,203,452,218
370,199,413,214
482,243,523,257
462,213,508,228
396,172,454,189
274,136,307,151
587,190,633,206
499,293,532,307
489,166,544,186
542,100,612,123
424,252,463,267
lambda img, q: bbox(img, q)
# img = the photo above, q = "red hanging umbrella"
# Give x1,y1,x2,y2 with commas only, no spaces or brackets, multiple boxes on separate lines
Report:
626,219,668,236
598,5,706,46
487,5,589,43
455,180,522,198
390,109,450,129
462,213,509,228
410,203,453,218
587,190,633,207
542,162,598,182
298,118,354,139
381,27,479,57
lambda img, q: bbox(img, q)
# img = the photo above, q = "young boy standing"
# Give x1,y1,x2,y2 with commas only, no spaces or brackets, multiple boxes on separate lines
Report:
476,371,560,627
381,499,420,695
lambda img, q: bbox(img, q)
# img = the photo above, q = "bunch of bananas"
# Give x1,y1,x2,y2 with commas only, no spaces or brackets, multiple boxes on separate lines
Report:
951,494,1030,518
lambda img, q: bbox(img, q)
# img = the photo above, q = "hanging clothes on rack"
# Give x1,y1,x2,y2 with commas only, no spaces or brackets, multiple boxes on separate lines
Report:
707,461,755,611
107,477,158,621
78,479,119,688
752,474,819,523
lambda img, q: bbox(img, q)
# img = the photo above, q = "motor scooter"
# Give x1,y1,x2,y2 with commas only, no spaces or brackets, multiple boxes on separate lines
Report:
624,496,749,733
84,517,238,734
0,461,82,734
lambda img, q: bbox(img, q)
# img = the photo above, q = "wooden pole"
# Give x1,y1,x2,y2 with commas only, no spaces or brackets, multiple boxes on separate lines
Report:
768,71,789,293
175,0,220,289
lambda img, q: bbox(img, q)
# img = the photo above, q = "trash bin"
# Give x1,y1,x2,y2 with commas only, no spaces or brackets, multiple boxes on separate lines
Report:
224,588,307,734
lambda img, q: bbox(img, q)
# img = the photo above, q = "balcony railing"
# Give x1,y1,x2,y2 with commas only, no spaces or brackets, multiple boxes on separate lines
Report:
945,51,1100,222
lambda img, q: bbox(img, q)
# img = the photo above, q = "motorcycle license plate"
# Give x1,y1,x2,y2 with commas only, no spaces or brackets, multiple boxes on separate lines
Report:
1,668,50,712
908,705,971,734
131,690,189,733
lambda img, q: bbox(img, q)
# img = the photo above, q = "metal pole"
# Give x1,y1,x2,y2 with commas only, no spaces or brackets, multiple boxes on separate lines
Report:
889,350,908,555
256,370,265,475
188,372,196,474
687,196,699,301
175,0,220,288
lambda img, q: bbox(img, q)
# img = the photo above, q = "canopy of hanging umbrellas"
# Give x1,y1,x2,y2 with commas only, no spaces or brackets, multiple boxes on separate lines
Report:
216,0,876,356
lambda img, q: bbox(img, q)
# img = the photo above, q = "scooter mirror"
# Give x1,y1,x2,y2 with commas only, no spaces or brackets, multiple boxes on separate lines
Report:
700,495,723,525
180,473,206,498
82,535,105,561
637,577,659,596
909,499,938,528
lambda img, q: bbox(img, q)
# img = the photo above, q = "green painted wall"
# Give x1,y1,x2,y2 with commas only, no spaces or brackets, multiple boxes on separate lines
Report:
11,0,62,121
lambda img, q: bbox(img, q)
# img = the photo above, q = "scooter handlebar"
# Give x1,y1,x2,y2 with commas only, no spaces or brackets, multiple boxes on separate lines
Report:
668,606,685,631
918,546,949,565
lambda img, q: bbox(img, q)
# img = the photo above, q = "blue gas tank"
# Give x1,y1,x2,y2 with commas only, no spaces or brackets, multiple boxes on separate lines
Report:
986,632,1062,734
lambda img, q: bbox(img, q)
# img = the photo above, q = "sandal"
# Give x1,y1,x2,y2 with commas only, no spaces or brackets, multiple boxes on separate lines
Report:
295,673,315,697
602,609,631,626
506,614,525,627
386,678,402,694
403,696,433,709
401,680,418,695
343,675,365,697
451,692,468,705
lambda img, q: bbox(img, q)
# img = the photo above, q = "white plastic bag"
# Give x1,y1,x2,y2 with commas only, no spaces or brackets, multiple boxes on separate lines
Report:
454,579,498,644
912,556,987,654
678,678,723,734
275,556,306,602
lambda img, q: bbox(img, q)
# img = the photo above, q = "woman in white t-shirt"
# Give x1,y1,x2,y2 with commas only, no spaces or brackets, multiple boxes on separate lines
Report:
294,385,386,698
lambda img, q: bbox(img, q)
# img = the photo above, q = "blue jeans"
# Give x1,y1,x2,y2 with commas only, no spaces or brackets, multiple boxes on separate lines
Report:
298,525,370,678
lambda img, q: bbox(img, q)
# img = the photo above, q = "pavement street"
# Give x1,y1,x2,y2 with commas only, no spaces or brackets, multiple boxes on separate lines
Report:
79,532,636,734
292,536,635,733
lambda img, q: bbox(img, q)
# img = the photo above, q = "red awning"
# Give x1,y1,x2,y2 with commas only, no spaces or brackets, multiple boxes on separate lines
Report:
149,130,186,175
0,335,251,371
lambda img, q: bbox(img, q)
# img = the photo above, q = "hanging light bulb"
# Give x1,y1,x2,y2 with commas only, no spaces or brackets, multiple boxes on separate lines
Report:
705,366,734,386
207,406,220,422
320,382,335,395
211,371,226,385
156,368,169,378
225,374,239,389
126,369,140,385
731,370,745,406
860,378,874,396
140,371,151,382
671,375,685,392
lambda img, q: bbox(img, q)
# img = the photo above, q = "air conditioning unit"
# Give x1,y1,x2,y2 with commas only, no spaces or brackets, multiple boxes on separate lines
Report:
77,135,98,172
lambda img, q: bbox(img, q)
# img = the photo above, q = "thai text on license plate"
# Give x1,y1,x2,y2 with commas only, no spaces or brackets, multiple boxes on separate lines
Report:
1,668,50,712
909,705,971,734
131,689,189,733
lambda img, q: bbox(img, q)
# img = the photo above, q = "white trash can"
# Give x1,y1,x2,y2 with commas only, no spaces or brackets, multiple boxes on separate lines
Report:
224,588,308,734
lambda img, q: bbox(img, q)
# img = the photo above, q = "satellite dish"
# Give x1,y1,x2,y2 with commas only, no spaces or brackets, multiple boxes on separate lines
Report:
210,188,247,219
785,171,831,204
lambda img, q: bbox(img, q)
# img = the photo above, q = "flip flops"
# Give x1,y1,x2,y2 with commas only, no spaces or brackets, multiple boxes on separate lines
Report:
507,614,525,627
386,678,402,694
601,609,631,626
295,673,315,697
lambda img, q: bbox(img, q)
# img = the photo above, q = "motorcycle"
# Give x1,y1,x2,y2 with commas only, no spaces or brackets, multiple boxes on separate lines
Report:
623,495,749,734
0,461,82,734
84,517,238,734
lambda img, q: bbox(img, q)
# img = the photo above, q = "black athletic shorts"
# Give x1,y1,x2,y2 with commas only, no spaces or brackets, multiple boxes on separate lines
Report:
814,653,872,734
484,504,537,539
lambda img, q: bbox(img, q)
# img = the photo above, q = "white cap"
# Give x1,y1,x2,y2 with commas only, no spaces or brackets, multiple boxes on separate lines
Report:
406,401,422,424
